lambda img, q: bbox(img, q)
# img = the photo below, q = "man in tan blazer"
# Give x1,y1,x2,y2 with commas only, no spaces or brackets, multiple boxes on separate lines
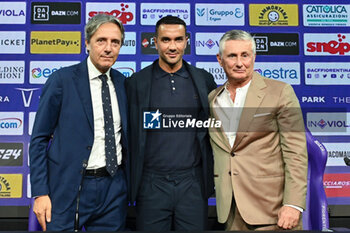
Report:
209,30,308,231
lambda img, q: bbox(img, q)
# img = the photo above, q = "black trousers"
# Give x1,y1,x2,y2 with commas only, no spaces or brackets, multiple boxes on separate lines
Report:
136,167,207,231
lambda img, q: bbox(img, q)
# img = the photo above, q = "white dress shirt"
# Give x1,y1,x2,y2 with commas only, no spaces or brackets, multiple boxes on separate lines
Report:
214,81,251,148
87,57,122,169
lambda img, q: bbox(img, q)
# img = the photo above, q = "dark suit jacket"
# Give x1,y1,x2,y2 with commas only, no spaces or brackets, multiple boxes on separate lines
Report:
29,59,129,214
125,59,217,202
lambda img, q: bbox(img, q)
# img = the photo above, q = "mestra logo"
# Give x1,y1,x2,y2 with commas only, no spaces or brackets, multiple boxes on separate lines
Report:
29,61,79,84
31,68,41,78
305,33,350,55
254,62,300,85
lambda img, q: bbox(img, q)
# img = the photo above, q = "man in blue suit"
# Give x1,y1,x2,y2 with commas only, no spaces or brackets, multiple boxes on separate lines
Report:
29,14,128,231
125,16,217,231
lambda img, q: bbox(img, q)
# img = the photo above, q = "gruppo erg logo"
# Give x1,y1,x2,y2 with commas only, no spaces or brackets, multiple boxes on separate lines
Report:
197,8,205,17
144,109,161,129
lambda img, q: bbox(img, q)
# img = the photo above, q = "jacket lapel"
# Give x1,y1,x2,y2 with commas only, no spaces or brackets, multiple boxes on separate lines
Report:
232,72,266,150
209,84,231,152
110,69,127,139
72,59,94,132
185,62,209,113
137,63,153,110
137,62,154,151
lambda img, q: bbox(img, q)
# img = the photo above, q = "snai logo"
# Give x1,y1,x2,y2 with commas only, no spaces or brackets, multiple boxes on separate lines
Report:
306,34,350,55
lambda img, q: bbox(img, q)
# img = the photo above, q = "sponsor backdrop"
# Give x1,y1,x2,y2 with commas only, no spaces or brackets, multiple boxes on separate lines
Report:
0,0,350,210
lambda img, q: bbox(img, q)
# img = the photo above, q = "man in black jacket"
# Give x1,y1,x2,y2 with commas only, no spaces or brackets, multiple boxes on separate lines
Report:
125,16,217,231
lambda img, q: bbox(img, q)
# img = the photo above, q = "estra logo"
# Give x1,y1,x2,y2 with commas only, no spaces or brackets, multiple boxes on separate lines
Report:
304,33,350,56
86,2,135,25
29,61,79,84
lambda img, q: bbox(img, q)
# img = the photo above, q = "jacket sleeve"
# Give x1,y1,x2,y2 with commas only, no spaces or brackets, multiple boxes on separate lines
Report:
29,71,63,197
277,84,308,209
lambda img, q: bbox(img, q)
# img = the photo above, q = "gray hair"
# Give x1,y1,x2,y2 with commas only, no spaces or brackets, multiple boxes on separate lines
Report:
218,30,256,57
85,14,125,45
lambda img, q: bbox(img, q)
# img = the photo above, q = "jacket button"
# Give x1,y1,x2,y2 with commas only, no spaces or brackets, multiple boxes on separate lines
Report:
87,146,92,150
230,151,235,157
228,171,231,176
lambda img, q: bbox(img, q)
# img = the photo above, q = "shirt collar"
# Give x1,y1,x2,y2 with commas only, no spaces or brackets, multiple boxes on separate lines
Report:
154,60,189,80
224,79,252,94
87,56,111,80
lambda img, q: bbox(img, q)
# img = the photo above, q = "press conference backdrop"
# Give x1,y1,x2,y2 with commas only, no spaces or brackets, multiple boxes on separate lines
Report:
0,0,350,214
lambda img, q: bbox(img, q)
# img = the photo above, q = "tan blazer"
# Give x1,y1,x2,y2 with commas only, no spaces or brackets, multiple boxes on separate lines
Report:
209,72,308,225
